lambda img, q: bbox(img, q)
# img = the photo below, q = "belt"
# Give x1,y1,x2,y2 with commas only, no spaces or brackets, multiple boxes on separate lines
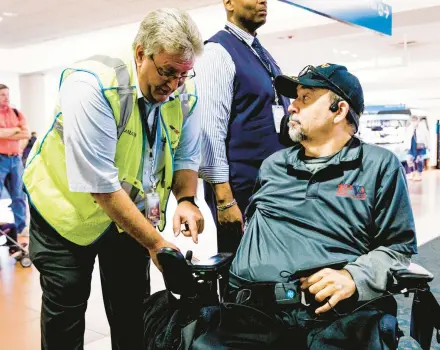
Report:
229,280,302,307
230,281,363,318
0,153,19,157
229,272,302,305
229,275,369,319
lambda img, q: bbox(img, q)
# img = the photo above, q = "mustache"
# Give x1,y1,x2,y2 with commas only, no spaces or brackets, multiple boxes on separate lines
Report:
288,116,301,125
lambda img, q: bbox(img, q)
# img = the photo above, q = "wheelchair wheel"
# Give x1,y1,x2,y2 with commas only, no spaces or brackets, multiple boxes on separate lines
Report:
20,256,32,268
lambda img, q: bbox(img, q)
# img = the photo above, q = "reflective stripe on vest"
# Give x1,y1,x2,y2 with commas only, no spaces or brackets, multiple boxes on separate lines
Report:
88,55,133,139
52,55,138,202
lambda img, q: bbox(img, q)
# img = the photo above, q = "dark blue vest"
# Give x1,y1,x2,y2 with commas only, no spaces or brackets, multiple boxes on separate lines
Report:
206,30,290,214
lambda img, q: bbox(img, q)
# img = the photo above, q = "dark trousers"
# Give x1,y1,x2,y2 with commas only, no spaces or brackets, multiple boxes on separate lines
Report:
204,182,245,296
29,206,151,350
191,302,396,350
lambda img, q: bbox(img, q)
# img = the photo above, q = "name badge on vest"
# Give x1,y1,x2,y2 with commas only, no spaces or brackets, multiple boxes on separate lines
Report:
272,105,285,133
146,191,161,227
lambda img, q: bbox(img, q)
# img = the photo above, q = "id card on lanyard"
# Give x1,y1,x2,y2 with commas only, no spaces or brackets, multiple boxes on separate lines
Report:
272,105,285,133
225,25,285,133
139,100,161,226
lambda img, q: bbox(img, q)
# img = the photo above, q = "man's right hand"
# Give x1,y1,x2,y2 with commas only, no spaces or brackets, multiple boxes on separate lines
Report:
212,182,244,232
217,204,244,232
149,239,180,272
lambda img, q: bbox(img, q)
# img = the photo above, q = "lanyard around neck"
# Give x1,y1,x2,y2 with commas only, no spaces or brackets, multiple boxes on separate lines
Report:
224,25,286,106
224,25,273,77
138,99,159,157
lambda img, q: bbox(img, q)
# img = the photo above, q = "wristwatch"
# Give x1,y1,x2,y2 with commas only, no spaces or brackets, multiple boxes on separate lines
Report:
177,196,199,208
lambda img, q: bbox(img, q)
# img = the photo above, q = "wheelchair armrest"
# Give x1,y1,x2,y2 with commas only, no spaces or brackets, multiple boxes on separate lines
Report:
157,248,197,296
190,253,234,273
157,249,234,297
393,262,434,285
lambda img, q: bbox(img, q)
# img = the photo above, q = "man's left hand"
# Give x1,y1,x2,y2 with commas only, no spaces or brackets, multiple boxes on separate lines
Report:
300,268,356,314
173,201,204,244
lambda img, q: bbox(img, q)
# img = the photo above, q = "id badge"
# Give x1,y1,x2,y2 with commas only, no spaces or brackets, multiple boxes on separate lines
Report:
145,191,161,227
272,105,285,133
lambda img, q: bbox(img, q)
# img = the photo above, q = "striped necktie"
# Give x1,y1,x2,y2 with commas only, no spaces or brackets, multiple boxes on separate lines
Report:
252,38,271,72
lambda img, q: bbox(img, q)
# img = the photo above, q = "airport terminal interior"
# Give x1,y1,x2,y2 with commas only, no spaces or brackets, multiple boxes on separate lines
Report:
1,0,440,349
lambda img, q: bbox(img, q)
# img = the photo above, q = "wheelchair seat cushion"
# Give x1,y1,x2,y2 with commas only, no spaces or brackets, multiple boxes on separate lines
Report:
144,290,206,350
191,303,285,350
143,290,181,350
143,290,402,350
192,305,399,350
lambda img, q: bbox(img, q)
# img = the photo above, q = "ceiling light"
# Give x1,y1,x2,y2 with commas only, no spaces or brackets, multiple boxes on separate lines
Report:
351,54,358,58
0,17,3,23
333,49,339,53
3,12,18,17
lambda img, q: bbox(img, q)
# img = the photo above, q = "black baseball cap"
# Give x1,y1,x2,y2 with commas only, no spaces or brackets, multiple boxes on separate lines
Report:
274,64,364,126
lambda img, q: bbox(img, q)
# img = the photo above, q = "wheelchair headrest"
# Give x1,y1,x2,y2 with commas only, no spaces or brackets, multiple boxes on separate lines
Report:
157,248,196,296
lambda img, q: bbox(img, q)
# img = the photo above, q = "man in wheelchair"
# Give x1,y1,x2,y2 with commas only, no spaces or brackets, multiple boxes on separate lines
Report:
144,64,440,349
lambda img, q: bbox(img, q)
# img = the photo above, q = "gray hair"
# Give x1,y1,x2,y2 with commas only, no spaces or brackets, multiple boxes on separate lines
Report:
133,8,204,61
328,91,357,134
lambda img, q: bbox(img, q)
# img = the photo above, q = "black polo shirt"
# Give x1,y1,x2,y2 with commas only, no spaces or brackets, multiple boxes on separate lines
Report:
231,137,417,286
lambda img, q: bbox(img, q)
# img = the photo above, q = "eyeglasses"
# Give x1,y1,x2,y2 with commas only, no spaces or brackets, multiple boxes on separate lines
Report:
298,65,353,107
150,55,196,83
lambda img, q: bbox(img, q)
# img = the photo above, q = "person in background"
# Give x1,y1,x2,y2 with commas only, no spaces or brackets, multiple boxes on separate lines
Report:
0,222,27,258
0,84,29,236
196,0,290,256
22,131,37,166
405,115,430,181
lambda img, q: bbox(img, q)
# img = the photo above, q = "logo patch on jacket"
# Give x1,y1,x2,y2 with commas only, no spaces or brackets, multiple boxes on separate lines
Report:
169,125,180,135
123,129,137,137
336,184,366,200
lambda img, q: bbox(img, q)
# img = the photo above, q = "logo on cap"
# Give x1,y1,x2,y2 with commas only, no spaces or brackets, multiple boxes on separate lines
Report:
320,63,330,68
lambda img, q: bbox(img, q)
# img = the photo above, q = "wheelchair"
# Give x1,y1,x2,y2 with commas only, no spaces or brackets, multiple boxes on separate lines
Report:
144,248,440,350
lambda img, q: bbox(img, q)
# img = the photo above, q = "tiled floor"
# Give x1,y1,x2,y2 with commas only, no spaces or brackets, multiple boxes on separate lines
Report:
0,179,218,350
0,172,439,350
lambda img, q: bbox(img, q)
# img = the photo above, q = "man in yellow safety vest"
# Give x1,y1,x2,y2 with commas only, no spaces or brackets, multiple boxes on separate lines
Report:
23,8,205,349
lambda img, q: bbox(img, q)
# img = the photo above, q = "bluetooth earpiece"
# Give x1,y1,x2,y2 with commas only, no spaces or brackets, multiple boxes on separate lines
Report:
329,101,339,113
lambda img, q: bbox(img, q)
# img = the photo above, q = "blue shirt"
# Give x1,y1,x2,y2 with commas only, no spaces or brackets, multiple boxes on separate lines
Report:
60,62,201,195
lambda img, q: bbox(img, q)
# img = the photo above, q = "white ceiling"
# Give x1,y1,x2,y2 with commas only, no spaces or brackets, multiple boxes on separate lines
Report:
2,0,440,49
262,5,440,72
0,0,219,48
2,0,440,115
257,3,440,115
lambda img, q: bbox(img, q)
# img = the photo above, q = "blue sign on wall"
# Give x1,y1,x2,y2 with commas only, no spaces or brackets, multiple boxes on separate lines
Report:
280,0,392,36
364,104,409,114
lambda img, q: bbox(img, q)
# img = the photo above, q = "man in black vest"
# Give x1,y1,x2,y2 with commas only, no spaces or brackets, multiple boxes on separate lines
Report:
197,0,290,255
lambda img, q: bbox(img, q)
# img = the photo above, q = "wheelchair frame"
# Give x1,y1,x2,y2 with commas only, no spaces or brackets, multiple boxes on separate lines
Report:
157,248,440,350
